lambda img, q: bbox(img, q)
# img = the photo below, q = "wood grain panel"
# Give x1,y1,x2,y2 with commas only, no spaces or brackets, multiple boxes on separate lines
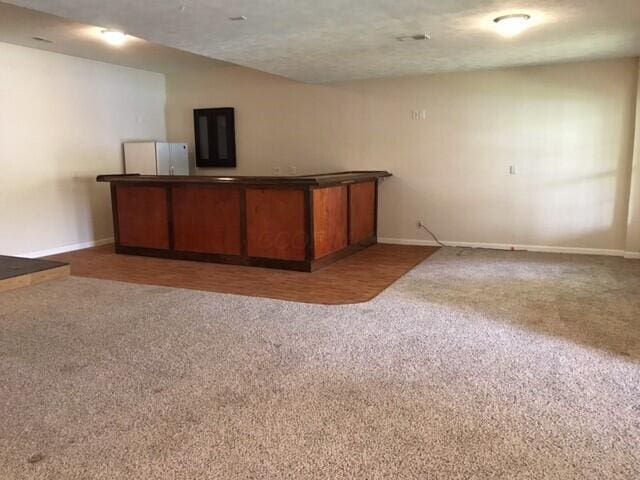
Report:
0,265,69,293
116,186,169,249
246,188,306,261
313,186,348,259
48,244,438,305
349,181,376,244
172,186,241,255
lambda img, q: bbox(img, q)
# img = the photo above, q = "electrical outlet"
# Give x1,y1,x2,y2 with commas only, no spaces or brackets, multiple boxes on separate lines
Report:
416,221,423,228
411,110,427,120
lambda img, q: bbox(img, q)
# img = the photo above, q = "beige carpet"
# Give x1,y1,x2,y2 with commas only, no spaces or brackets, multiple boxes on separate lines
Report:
0,248,639,479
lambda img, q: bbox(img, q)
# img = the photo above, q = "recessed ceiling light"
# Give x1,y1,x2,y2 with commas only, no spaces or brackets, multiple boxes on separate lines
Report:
101,29,127,46
493,14,531,37
229,15,247,21
32,36,54,44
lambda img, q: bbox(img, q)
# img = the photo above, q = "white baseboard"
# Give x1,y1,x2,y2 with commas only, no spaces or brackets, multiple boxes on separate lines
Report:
378,237,627,257
16,236,639,259
20,237,114,259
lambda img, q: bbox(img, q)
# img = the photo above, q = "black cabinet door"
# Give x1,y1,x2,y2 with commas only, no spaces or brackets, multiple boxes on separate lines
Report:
194,108,236,168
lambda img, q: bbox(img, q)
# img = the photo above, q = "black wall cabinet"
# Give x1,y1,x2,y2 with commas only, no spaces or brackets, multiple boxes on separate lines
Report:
194,107,236,168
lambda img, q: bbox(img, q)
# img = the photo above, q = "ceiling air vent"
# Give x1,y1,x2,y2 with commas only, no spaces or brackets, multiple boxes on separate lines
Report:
396,33,431,42
32,36,54,43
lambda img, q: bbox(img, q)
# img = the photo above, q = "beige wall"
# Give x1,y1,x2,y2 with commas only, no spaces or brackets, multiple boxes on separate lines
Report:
0,42,166,256
166,57,639,255
625,62,640,257
3,42,635,258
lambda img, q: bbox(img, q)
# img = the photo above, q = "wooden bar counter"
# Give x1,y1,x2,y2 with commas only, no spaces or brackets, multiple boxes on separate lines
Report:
97,171,391,271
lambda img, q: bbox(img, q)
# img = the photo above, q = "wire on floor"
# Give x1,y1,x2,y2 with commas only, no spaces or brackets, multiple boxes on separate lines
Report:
418,222,448,248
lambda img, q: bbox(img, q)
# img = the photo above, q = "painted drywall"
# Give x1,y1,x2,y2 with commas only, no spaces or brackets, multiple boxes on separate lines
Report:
0,42,166,256
165,64,340,176
166,57,639,255
625,61,640,257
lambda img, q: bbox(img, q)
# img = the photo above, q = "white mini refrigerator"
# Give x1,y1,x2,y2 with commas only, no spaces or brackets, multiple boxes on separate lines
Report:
123,142,189,175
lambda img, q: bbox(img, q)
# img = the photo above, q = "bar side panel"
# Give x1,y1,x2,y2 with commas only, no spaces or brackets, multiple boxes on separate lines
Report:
349,181,376,244
313,186,348,259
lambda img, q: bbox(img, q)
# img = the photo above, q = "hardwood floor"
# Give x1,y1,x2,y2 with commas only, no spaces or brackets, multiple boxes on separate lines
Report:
47,243,437,305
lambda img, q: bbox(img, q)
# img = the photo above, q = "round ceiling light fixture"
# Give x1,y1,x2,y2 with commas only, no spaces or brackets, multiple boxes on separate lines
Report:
493,13,531,37
101,29,127,46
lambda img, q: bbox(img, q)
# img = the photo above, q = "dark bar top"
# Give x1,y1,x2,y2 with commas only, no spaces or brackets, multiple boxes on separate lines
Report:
96,170,391,186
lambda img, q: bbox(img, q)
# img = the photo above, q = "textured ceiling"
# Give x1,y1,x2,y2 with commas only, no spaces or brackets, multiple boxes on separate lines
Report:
5,0,640,83
0,3,225,74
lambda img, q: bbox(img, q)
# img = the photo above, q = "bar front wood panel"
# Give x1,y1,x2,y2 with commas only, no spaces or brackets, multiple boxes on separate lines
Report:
349,181,376,244
313,186,348,259
172,186,242,255
246,188,307,261
116,186,169,249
